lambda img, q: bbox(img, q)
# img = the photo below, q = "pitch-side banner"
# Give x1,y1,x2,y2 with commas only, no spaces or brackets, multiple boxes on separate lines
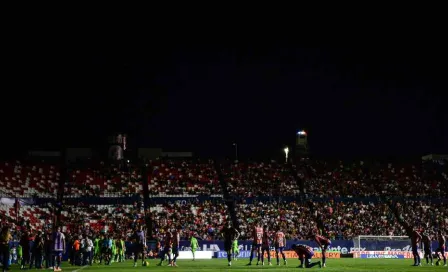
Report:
177,240,447,254
215,251,340,259
178,240,352,254
354,251,448,259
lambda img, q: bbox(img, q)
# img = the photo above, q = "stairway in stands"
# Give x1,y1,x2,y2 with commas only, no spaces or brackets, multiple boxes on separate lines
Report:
213,159,238,226
289,159,327,235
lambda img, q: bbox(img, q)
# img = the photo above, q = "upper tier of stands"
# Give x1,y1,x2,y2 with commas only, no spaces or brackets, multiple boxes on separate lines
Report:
299,159,448,198
1,159,221,198
2,158,447,198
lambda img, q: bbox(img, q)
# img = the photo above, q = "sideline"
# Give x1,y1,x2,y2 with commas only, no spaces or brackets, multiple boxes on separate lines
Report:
71,265,89,272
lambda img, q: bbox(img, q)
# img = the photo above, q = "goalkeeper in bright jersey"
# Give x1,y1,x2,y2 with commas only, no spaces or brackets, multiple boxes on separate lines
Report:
93,237,100,263
232,239,239,261
190,236,199,260
117,238,125,262
111,238,117,263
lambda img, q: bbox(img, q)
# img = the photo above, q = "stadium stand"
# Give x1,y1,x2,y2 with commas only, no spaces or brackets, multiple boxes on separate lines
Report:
0,161,59,198
0,156,447,245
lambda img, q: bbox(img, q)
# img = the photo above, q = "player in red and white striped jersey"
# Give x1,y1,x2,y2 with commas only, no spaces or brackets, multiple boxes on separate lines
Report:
274,227,287,265
247,222,263,266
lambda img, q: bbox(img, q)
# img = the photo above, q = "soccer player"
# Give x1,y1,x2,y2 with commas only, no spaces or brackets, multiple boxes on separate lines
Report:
132,225,146,267
221,220,240,266
83,235,93,266
0,226,12,272
52,226,65,272
274,227,287,266
232,239,239,261
99,234,107,264
19,230,30,269
309,232,331,267
171,226,181,267
421,232,433,265
110,236,116,264
115,237,124,262
93,236,100,264
291,244,322,268
260,225,272,266
157,229,173,266
247,222,263,266
409,226,422,266
102,234,113,265
435,230,446,266
190,235,199,261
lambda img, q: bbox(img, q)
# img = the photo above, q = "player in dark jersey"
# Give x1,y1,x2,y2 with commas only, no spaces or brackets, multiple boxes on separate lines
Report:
274,227,287,266
309,232,331,268
247,222,263,266
408,226,422,266
435,230,447,266
132,225,146,267
221,220,240,267
170,226,181,267
291,244,322,268
260,225,272,266
421,232,433,265
157,229,172,266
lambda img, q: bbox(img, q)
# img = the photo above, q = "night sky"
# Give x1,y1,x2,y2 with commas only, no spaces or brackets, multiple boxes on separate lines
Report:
3,43,448,159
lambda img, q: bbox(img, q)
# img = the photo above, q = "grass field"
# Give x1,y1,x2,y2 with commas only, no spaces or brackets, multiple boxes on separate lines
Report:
6,259,447,272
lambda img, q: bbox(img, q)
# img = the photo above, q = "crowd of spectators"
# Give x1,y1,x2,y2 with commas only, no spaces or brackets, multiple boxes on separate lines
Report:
1,159,222,198
149,159,221,196
66,163,142,197
224,161,300,197
314,200,406,239
150,199,228,240
1,157,447,242
300,159,448,198
394,200,448,234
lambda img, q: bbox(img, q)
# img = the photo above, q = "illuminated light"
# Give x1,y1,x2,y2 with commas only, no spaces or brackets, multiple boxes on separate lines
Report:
297,130,307,135
284,146,289,162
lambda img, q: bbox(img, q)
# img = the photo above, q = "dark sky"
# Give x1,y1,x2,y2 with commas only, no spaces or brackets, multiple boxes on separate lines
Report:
3,43,448,159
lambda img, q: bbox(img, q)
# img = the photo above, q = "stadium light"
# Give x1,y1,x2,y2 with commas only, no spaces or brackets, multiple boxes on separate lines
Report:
284,146,289,163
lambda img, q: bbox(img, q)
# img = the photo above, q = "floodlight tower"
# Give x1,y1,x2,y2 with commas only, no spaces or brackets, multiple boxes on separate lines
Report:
295,130,309,156
108,133,127,162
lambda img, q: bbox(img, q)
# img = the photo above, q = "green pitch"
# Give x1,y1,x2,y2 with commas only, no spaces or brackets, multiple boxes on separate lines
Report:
7,259,447,272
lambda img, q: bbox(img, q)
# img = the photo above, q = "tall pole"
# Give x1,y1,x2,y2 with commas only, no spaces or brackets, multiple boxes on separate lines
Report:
233,143,238,161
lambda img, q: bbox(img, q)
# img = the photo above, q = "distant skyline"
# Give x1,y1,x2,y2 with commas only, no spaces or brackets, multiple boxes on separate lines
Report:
2,45,447,159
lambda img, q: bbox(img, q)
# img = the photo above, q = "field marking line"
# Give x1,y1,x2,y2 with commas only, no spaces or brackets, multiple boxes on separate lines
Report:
71,265,89,272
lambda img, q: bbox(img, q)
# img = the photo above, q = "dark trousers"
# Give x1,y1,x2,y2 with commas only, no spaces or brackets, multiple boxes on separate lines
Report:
30,252,43,269
83,251,93,265
0,244,10,271
45,252,53,268
21,250,30,267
